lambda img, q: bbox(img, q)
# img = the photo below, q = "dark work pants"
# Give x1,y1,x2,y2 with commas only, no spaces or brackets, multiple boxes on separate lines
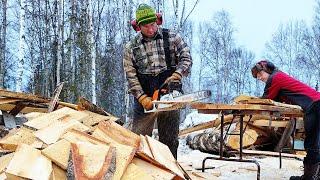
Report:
304,101,320,165
131,99,180,159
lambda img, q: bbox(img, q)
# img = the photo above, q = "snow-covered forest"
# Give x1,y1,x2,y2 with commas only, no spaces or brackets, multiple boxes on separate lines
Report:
0,0,319,117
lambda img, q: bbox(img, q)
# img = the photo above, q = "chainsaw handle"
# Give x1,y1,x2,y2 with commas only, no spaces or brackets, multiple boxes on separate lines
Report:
152,82,168,101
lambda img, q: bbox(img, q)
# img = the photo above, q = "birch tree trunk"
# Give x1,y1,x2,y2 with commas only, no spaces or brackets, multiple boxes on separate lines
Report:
0,0,7,88
88,0,96,104
56,0,64,85
16,0,26,92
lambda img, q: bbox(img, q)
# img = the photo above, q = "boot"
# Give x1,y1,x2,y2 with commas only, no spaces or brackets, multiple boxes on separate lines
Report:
290,162,320,180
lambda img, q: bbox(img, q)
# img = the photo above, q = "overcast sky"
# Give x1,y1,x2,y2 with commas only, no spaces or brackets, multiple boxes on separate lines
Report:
190,0,316,58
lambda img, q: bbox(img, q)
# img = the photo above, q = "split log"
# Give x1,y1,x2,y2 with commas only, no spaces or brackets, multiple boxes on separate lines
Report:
226,128,259,150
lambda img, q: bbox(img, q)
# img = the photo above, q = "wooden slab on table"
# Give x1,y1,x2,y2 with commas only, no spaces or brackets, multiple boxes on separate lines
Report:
233,94,258,103
5,144,52,180
191,102,303,116
92,127,136,180
0,127,43,151
69,142,115,179
121,163,152,180
0,153,14,173
24,112,46,121
50,163,67,180
34,118,89,144
42,139,71,170
240,98,303,109
24,107,89,130
132,157,175,179
146,135,185,179
94,121,140,148
80,110,117,127
62,129,108,145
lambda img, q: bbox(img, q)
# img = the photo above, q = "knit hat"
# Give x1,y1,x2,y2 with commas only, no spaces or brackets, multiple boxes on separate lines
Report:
251,60,276,78
136,4,157,26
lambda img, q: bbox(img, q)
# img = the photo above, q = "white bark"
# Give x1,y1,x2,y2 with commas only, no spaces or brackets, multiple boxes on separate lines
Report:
56,0,64,85
16,0,26,92
0,0,7,88
88,0,96,104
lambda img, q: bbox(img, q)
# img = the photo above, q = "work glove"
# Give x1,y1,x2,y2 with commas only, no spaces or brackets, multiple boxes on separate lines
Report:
138,94,153,110
164,72,182,84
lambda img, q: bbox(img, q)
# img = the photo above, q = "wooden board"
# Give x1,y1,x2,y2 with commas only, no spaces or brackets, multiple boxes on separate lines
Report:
0,103,48,113
62,129,108,145
34,118,89,144
50,163,67,180
191,102,303,116
70,142,116,179
0,127,43,151
253,119,304,129
80,110,116,127
0,88,50,103
24,107,89,130
0,98,21,105
120,163,152,180
42,139,71,170
94,121,140,148
92,128,136,180
132,158,175,179
24,112,46,121
5,144,52,180
0,153,14,173
137,135,153,159
146,136,185,179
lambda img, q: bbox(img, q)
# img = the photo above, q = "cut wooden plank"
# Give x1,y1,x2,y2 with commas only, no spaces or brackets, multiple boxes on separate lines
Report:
5,144,52,180
137,135,153,159
0,98,21,105
0,127,43,151
80,110,117,127
121,163,152,180
42,139,71,170
77,97,114,117
69,142,116,180
179,114,270,136
0,88,50,103
62,129,108,145
132,157,175,179
24,112,46,121
253,119,304,129
34,118,89,144
50,163,67,180
233,94,258,103
241,149,305,158
0,153,14,173
0,103,48,113
92,128,136,180
146,136,185,179
0,173,6,180
24,107,89,130
48,82,64,112
94,121,140,148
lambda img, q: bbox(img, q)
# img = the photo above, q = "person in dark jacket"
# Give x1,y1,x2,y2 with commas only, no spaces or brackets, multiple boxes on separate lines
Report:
251,60,320,180
123,4,192,158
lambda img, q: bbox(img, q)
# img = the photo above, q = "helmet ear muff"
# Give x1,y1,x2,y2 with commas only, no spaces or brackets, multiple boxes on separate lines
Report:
156,13,163,25
131,19,140,32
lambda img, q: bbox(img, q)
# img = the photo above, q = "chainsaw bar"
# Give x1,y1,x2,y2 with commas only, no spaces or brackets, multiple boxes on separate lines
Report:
145,90,211,113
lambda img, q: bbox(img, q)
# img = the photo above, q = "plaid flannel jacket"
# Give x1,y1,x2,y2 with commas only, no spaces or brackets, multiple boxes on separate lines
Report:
123,28,192,99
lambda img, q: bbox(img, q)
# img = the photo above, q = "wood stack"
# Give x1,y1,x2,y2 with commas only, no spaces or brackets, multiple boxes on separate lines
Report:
182,95,305,154
0,89,188,180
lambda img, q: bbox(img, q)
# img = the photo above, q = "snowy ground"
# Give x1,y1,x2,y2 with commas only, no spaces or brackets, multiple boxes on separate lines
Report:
178,111,304,180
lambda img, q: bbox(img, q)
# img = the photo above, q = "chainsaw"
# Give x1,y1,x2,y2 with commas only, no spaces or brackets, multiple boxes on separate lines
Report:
144,80,211,113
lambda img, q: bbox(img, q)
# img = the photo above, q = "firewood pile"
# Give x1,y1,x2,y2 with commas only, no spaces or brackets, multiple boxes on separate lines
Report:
0,89,188,180
181,95,305,156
